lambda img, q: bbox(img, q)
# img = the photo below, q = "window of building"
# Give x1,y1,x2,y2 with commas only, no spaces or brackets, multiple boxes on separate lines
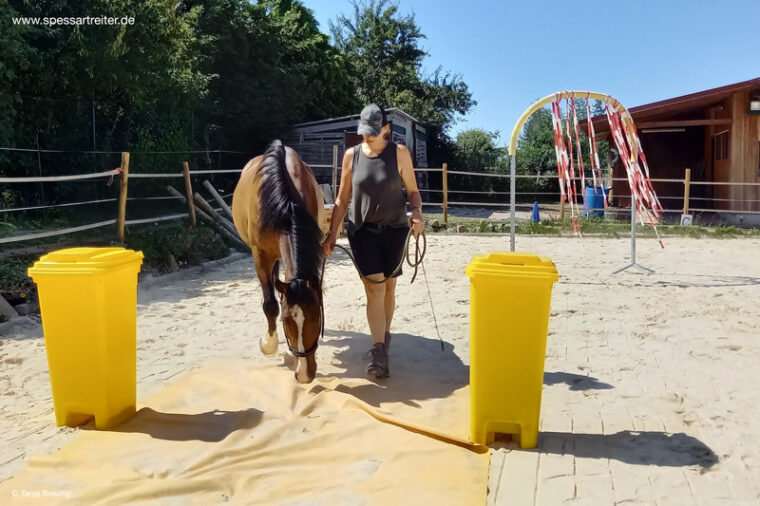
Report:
713,130,729,161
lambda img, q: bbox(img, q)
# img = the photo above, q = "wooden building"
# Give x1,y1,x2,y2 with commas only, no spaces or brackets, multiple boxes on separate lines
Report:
284,107,429,181
591,78,760,215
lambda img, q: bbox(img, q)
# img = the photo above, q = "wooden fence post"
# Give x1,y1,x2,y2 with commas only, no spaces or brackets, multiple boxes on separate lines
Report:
682,167,691,215
182,161,197,225
332,145,339,199
117,151,130,243
442,163,448,224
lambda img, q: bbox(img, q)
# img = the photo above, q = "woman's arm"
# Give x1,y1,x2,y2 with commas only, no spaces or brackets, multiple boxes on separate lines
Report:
323,147,353,255
397,144,424,236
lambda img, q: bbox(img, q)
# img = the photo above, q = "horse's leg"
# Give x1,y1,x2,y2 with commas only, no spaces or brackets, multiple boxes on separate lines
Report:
253,248,280,356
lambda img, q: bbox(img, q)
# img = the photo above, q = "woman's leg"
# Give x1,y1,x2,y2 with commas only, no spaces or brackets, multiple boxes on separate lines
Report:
362,274,387,345
384,276,398,333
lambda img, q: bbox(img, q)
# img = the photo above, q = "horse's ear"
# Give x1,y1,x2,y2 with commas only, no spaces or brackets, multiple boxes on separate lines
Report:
274,279,287,294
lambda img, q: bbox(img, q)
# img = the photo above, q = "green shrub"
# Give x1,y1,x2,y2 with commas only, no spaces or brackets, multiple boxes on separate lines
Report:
0,253,37,317
125,222,229,274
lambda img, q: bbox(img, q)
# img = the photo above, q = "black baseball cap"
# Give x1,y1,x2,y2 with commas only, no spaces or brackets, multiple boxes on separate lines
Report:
357,103,387,136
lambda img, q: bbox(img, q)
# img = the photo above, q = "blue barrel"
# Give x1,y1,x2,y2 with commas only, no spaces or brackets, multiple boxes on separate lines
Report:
531,201,540,223
583,187,609,218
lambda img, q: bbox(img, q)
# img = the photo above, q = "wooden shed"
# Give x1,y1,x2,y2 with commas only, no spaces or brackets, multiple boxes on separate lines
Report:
284,107,429,175
591,78,760,215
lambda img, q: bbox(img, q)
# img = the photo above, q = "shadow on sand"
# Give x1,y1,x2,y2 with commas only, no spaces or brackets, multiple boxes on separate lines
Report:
86,407,264,442
322,329,469,409
535,430,718,468
543,371,614,391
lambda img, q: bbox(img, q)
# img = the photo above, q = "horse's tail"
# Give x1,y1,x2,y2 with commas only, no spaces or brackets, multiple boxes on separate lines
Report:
257,140,323,305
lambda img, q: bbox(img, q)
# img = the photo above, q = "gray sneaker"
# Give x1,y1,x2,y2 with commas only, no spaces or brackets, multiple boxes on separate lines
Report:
384,332,392,352
365,342,390,379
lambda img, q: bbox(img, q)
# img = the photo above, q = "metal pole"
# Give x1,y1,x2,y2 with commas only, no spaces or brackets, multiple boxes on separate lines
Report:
35,133,44,205
510,155,516,252
631,192,636,265
612,191,654,275
92,100,96,151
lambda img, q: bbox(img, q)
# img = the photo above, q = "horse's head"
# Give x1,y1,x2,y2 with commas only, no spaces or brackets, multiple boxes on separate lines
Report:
275,276,323,383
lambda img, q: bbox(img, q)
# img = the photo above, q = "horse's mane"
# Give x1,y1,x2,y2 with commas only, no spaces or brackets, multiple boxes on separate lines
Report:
257,140,323,305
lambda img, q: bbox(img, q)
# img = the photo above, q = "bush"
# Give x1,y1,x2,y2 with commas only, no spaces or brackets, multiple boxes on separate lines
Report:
125,222,229,274
0,253,37,300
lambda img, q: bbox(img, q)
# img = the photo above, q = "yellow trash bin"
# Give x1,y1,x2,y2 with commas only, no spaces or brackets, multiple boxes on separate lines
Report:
465,252,558,448
28,247,143,429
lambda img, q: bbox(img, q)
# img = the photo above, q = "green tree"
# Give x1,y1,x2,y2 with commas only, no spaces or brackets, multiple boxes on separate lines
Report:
451,128,508,199
191,0,358,151
330,0,475,165
455,129,504,171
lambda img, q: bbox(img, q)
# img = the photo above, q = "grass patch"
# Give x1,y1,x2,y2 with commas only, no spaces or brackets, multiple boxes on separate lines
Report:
422,213,760,238
0,221,16,239
0,253,37,296
0,221,232,319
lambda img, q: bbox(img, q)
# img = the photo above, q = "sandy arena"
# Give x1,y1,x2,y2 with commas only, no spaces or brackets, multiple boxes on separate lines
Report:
1,234,759,504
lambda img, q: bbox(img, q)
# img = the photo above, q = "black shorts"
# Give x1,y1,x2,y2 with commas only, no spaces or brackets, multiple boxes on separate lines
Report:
347,224,410,278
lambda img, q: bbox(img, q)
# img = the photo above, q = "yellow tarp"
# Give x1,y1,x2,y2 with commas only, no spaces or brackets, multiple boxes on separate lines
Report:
1,360,488,504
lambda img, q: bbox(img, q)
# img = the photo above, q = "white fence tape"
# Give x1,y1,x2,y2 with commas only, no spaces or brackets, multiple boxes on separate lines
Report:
0,168,120,183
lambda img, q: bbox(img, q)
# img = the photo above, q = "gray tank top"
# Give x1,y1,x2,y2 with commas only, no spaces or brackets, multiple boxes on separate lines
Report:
347,141,408,234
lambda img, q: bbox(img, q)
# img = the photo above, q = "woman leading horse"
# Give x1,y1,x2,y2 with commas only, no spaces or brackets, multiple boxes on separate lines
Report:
322,104,425,379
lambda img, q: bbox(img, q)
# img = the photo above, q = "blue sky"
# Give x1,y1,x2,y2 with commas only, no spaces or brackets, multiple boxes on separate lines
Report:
302,0,760,146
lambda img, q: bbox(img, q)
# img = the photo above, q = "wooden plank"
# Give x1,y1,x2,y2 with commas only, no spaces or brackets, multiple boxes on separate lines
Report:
0,295,19,321
193,193,242,240
117,152,130,243
202,180,233,219
442,163,448,223
637,118,732,128
682,168,691,214
166,186,250,252
182,161,197,225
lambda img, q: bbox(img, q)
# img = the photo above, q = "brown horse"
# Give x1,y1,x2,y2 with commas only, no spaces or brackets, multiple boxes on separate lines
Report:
232,140,325,383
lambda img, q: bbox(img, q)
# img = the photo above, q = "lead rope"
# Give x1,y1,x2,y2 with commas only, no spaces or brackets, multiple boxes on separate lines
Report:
420,258,444,351
328,228,444,351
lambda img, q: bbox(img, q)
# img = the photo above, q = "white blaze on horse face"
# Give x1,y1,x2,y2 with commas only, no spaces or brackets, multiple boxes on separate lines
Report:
292,305,309,381
292,305,305,352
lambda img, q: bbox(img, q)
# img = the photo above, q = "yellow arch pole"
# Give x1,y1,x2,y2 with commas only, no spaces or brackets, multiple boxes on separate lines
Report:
508,91,630,156
506,90,634,251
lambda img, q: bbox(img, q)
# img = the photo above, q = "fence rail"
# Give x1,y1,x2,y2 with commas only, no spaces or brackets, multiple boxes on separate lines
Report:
3,146,760,245
0,151,244,244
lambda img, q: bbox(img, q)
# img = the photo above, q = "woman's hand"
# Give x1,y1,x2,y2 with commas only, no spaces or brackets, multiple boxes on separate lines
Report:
322,232,337,257
411,209,424,238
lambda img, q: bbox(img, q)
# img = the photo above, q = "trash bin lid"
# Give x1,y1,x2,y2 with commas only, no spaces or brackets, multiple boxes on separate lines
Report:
28,247,144,277
465,252,558,282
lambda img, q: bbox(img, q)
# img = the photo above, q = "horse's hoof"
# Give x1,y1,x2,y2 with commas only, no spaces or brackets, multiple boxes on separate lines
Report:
259,333,279,356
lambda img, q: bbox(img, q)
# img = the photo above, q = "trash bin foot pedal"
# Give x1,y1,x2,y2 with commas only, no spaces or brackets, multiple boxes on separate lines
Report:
471,420,538,449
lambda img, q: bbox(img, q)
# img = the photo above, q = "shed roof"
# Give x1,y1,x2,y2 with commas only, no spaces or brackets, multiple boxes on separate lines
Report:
588,77,760,133
292,107,422,130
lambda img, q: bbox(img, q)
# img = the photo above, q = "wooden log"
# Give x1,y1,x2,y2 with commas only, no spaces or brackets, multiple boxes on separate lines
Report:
202,180,233,219
193,192,241,239
182,161,197,225
442,163,448,224
117,152,130,243
0,295,19,321
167,186,250,252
